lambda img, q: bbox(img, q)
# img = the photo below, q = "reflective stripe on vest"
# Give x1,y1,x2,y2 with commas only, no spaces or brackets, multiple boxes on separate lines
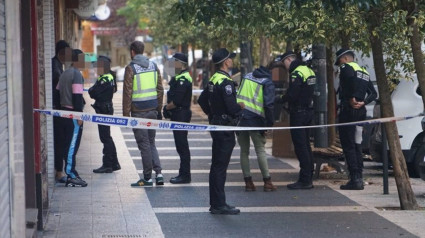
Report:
293,65,316,85
236,73,265,117
98,73,114,82
132,61,158,102
209,72,231,85
176,71,193,83
346,62,370,81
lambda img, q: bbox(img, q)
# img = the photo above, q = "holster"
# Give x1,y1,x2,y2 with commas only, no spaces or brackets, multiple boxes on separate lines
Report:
211,114,241,126
92,102,113,115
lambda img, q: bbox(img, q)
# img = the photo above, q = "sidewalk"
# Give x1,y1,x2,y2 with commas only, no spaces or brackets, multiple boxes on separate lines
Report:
41,88,425,238
42,92,163,238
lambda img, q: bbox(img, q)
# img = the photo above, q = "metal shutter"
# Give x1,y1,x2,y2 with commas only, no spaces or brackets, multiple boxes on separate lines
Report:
43,0,54,186
0,0,10,237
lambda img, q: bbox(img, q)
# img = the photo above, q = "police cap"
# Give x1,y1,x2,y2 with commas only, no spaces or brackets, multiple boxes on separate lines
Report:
274,51,296,62
335,48,354,65
212,48,236,64
72,49,84,62
172,52,188,64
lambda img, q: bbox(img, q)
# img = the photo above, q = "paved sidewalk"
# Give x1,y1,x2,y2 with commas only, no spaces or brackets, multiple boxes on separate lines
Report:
42,92,163,238
41,88,425,238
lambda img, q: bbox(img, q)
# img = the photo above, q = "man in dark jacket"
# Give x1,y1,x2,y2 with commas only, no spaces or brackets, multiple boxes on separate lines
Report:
236,65,277,192
89,55,121,173
198,48,244,215
163,53,193,184
335,48,377,190
52,40,71,183
275,51,316,190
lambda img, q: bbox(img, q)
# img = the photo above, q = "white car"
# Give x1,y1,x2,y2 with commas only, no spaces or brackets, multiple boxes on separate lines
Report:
369,76,425,179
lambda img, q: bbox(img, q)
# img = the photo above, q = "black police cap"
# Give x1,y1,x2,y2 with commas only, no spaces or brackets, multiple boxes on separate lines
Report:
72,49,84,62
212,48,236,64
172,52,188,64
335,48,354,65
274,51,296,62
98,55,111,63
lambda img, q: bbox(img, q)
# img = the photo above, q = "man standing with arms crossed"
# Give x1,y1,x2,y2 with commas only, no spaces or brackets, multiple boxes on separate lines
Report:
198,48,244,215
163,53,193,184
123,41,164,187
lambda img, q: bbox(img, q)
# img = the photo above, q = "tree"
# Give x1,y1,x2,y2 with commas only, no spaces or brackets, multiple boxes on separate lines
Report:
365,2,419,210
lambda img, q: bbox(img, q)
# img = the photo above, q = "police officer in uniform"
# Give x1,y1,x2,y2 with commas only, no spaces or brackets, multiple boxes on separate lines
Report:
335,48,377,190
163,53,193,184
198,48,244,215
275,51,316,189
89,56,121,173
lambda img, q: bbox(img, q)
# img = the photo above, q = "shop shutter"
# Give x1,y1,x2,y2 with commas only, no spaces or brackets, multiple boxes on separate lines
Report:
0,0,10,237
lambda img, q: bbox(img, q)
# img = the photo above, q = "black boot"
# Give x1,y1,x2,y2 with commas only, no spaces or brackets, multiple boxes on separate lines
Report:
340,172,364,190
93,165,113,173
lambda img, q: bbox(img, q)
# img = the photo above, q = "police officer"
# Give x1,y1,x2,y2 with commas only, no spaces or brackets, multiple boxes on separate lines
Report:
335,48,377,190
89,56,121,173
236,64,277,192
163,53,193,184
198,48,244,215
275,51,316,189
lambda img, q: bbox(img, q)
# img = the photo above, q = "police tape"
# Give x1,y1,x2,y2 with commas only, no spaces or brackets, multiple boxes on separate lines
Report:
34,109,424,131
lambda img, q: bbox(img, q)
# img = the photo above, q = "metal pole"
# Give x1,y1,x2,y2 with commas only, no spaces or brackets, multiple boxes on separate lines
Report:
381,123,389,194
312,44,328,148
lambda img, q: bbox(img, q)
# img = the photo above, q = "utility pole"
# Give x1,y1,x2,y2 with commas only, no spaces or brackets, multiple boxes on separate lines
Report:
312,44,328,148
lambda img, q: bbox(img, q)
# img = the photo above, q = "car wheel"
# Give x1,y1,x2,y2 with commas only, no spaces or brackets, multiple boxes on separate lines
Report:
413,145,425,180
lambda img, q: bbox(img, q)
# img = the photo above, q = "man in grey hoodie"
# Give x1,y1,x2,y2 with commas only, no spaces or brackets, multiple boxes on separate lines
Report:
123,41,164,187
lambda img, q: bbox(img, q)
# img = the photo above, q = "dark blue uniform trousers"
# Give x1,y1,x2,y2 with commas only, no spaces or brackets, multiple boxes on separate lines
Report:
171,108,192,178
209,130,235,207
338,106,366,174
290,109,314,183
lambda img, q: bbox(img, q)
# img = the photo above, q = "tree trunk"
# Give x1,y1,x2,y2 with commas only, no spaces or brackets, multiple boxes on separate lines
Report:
326,47,336,145
408,22,425,107
259,35,271,67
367,12,419,210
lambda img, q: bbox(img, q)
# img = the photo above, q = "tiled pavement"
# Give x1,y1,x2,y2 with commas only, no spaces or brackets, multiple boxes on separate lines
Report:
41,83,425,238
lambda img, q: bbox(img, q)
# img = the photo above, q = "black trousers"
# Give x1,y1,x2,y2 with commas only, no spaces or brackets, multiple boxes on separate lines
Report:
171,108,192,177
289,109,314,183
94,103,119,167
209,130,235,207
338,106,366,174
61,117,83,179
54,116,64,172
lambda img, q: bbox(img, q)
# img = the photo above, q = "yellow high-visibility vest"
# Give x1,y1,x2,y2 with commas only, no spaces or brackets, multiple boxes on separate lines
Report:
237,73,265,117
132,61,157,102
292,65,316,85
176,71,193,83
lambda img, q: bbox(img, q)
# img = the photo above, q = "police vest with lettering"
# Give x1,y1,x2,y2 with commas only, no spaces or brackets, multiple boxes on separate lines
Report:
131,61,157,102
346,62,370,81
293,65,316,85
176,71,192,83
236,73,265,117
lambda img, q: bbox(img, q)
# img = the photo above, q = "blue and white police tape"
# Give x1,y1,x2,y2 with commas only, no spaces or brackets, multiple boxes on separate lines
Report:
34,109,423,131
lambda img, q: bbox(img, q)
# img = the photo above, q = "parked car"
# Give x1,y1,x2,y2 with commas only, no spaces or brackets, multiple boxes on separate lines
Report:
369,76,425,180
